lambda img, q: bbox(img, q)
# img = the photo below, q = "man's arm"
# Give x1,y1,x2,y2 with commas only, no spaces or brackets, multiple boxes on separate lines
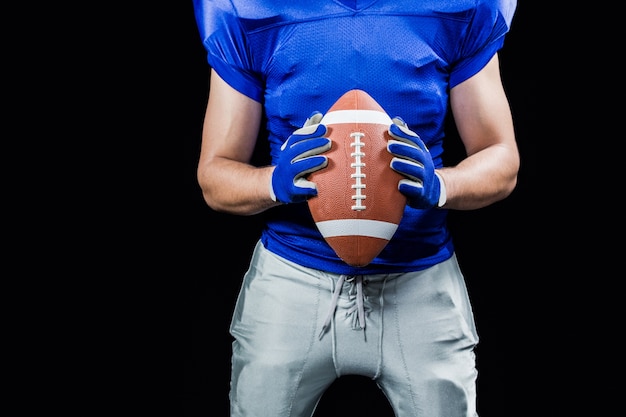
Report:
438,53,520,210
196,69,279,215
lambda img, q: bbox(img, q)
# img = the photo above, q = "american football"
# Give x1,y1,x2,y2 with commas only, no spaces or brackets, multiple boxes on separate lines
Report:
307,89,407,267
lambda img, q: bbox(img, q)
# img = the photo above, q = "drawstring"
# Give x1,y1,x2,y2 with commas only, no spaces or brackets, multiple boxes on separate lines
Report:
319,275,367,340
348,276,366,331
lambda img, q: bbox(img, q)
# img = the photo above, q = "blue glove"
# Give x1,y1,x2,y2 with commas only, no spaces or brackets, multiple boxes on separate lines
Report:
387,117,443,209
270,112,331,204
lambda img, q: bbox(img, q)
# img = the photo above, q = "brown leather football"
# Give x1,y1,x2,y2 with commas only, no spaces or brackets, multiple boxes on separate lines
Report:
308,89,407,267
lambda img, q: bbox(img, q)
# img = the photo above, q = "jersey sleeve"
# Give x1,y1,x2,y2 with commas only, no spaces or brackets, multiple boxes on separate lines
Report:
192,0,264,102
448,0,517,89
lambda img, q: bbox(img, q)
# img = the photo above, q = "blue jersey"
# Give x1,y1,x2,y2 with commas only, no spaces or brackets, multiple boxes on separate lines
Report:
193,0,517,274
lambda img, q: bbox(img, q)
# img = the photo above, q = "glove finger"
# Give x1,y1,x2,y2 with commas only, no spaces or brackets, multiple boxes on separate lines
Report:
399,178,441,210
281,124,327,150
390,157,424,181
293,178,318,192
286,180,318,202
289,137,331,161
281,180,317,203
399,178,425,192
391,116,407,126
288,157,328,201
291,155,328,177
304,111,323,126
398,179,426,207
387,139,425,164
292,122,327,138
388,123,427,151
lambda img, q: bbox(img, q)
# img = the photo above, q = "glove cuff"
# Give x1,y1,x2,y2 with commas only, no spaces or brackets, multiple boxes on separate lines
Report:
269,175,278,202
435,172,447,208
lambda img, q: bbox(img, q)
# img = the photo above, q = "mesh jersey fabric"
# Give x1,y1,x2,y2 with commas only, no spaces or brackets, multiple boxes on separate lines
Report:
193,0,517,275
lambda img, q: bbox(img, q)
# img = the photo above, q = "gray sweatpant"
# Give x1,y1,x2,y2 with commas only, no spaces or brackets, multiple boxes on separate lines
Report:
229,240,479,417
